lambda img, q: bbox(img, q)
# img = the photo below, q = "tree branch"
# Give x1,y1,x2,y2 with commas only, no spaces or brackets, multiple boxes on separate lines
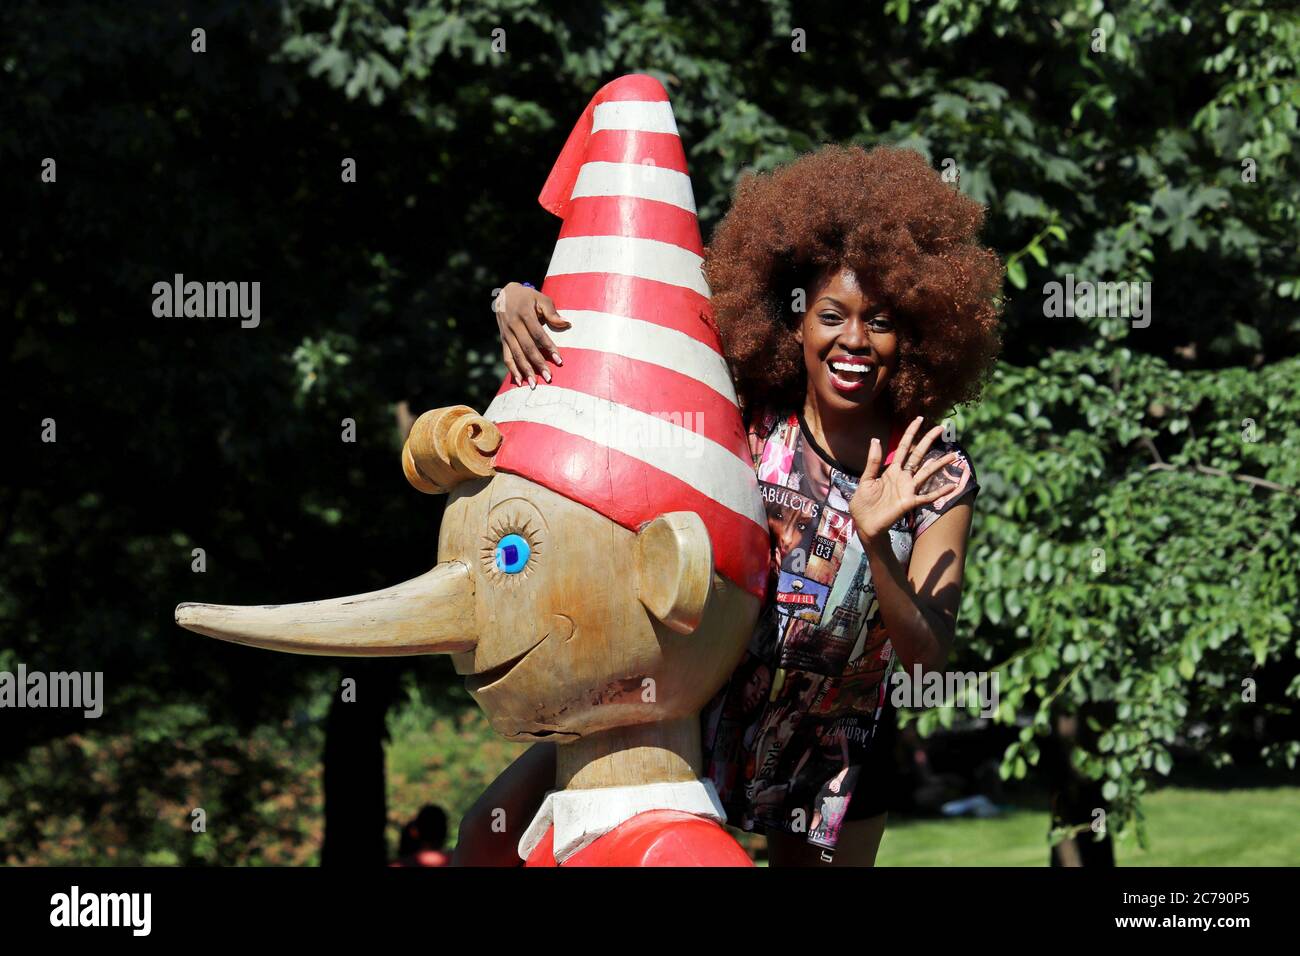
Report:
1145,461,1300,496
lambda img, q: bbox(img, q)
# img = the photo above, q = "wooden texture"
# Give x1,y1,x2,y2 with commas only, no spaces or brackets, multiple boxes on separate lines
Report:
403,405,501,494
176,416,761,787
635,512,713,635
175,563,476,657
437,472,760,763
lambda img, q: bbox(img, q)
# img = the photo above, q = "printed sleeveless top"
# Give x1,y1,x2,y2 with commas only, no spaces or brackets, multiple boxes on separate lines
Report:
700,404,977,853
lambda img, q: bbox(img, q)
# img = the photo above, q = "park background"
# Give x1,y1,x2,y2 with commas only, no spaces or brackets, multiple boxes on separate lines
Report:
2,0,1298,866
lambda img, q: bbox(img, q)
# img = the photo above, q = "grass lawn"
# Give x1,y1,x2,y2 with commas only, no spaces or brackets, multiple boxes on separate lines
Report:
873,786,1300,866
388,700,1300,867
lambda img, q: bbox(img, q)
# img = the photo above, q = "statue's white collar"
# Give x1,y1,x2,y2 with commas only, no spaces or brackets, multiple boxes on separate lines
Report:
518,778,726,864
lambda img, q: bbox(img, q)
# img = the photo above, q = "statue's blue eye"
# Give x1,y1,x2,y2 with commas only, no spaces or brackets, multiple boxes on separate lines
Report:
494,533,531,573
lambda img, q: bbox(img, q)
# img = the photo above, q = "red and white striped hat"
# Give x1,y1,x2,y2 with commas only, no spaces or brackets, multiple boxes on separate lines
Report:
485,73,767,599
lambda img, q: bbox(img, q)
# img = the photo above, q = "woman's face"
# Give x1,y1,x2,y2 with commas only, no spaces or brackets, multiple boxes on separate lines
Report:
768,497,812,576
795,266,898,414
742,663,770,713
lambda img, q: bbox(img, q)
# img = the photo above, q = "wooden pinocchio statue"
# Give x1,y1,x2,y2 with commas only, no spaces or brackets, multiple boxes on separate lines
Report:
177,74,768,866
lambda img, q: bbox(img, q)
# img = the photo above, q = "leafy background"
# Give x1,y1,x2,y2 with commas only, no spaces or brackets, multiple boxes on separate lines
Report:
2,0,1297,864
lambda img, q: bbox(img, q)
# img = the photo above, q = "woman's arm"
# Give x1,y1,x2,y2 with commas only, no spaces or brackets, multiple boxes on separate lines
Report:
493,282,570,388
452,741,556,866
861,501,973,675
848,417,973,675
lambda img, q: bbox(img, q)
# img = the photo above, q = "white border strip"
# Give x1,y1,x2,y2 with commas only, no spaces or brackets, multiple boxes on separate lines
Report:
546,235,709,299
592,100,679,135
571,161,697,213
550,310,737,404
485,385,765,527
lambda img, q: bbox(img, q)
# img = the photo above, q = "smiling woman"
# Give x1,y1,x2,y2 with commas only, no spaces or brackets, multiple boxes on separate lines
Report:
693,146,1002,864
796,268,900,451
705,145,1003,424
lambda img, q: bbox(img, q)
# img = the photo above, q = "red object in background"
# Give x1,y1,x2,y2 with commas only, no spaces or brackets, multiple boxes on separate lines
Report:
389,849,451,867
524,810,754,867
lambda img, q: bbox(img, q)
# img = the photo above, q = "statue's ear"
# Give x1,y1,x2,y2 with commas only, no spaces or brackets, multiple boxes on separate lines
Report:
635,512,714,635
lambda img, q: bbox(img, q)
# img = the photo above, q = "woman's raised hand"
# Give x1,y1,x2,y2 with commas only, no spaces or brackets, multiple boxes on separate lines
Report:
493,282,571,388
849,417,958,545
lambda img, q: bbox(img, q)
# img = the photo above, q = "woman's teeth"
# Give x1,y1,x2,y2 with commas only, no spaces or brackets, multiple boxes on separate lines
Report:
828,360,872,391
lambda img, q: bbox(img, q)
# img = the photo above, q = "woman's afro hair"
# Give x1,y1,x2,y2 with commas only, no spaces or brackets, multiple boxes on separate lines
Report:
703,144,1004,422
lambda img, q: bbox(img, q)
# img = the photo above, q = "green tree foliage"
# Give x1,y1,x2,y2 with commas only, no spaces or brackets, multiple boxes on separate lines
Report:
273,0,1300,847
2,0,1296,861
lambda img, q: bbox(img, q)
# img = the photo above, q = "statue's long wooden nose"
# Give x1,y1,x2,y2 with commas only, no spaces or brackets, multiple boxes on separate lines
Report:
175,561,476,657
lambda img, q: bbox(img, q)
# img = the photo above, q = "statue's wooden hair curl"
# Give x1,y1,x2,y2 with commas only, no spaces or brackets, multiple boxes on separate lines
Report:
403,405,500,494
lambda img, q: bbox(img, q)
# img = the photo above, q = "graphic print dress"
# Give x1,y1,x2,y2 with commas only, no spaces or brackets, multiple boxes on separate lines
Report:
701,405,978,853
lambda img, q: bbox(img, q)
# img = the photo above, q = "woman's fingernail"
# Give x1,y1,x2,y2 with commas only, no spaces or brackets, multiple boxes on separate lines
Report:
528,376,536,389
542,369,551,383
552,351,563,366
